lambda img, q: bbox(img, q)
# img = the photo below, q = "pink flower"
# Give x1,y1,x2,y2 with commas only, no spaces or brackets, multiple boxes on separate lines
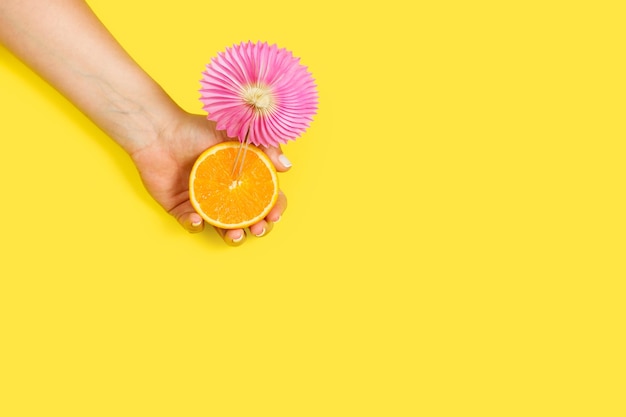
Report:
200,41,318,148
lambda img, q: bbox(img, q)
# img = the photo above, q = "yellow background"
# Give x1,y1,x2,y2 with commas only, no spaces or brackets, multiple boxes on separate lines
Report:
1,0,624,415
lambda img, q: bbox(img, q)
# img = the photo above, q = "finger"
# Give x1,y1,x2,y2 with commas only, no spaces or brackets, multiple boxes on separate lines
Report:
265,190,287,223
214,227,247,246
172,204,205,233
249,219,273,238
260,145,292,172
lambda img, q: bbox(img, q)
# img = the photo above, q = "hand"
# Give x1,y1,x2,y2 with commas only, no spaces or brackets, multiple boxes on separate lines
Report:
1,1,290,246
130,112,289,246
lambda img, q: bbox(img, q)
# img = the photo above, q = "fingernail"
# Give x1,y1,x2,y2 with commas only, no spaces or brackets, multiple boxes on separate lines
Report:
254,227,266,237
273,215,281,224
191,219,202,227
232,232,245,243
278,154,292,168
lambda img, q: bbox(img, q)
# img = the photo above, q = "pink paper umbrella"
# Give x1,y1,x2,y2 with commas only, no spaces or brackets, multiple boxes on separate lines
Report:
200,41,318,148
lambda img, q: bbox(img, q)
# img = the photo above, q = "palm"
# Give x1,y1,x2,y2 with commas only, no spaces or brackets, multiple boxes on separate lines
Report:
131,113,227,224
129,112,288,244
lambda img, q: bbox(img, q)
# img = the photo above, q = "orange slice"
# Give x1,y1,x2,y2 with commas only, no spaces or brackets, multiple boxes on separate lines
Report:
189,141,279,229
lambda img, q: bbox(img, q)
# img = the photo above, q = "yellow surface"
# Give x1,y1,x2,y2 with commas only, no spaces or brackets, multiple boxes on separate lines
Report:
1,0,624,416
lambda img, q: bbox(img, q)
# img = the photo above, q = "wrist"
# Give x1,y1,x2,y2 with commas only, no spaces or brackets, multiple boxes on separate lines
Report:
104,88,187,156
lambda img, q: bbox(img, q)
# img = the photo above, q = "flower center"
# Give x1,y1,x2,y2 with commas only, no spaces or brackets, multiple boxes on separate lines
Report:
242,85,274,113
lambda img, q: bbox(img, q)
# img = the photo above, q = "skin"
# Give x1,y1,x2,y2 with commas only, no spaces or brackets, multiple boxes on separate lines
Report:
0,0,289,246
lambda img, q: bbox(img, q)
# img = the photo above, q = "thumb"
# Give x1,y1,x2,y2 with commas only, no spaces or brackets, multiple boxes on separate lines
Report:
260,145,292,172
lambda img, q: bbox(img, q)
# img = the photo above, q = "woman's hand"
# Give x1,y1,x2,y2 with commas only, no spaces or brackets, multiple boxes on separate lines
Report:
130,112,290,245
0,1,290,246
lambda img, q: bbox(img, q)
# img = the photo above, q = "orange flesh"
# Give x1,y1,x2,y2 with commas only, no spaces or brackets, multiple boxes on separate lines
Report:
190,144,278,229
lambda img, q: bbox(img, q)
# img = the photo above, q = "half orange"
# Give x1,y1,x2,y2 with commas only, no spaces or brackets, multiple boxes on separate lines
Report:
189,141,279,229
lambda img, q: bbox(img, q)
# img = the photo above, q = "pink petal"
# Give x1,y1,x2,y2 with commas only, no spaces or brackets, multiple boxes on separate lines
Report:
199,41,318,146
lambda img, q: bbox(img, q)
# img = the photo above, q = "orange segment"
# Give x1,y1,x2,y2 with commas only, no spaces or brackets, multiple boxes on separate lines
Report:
189,142,279,229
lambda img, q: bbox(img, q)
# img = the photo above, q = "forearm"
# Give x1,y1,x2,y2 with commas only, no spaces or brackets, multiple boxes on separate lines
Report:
0,0,182,154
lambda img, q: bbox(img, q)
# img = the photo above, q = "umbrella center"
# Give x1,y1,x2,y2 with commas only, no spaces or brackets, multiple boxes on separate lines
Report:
242,85,274,112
